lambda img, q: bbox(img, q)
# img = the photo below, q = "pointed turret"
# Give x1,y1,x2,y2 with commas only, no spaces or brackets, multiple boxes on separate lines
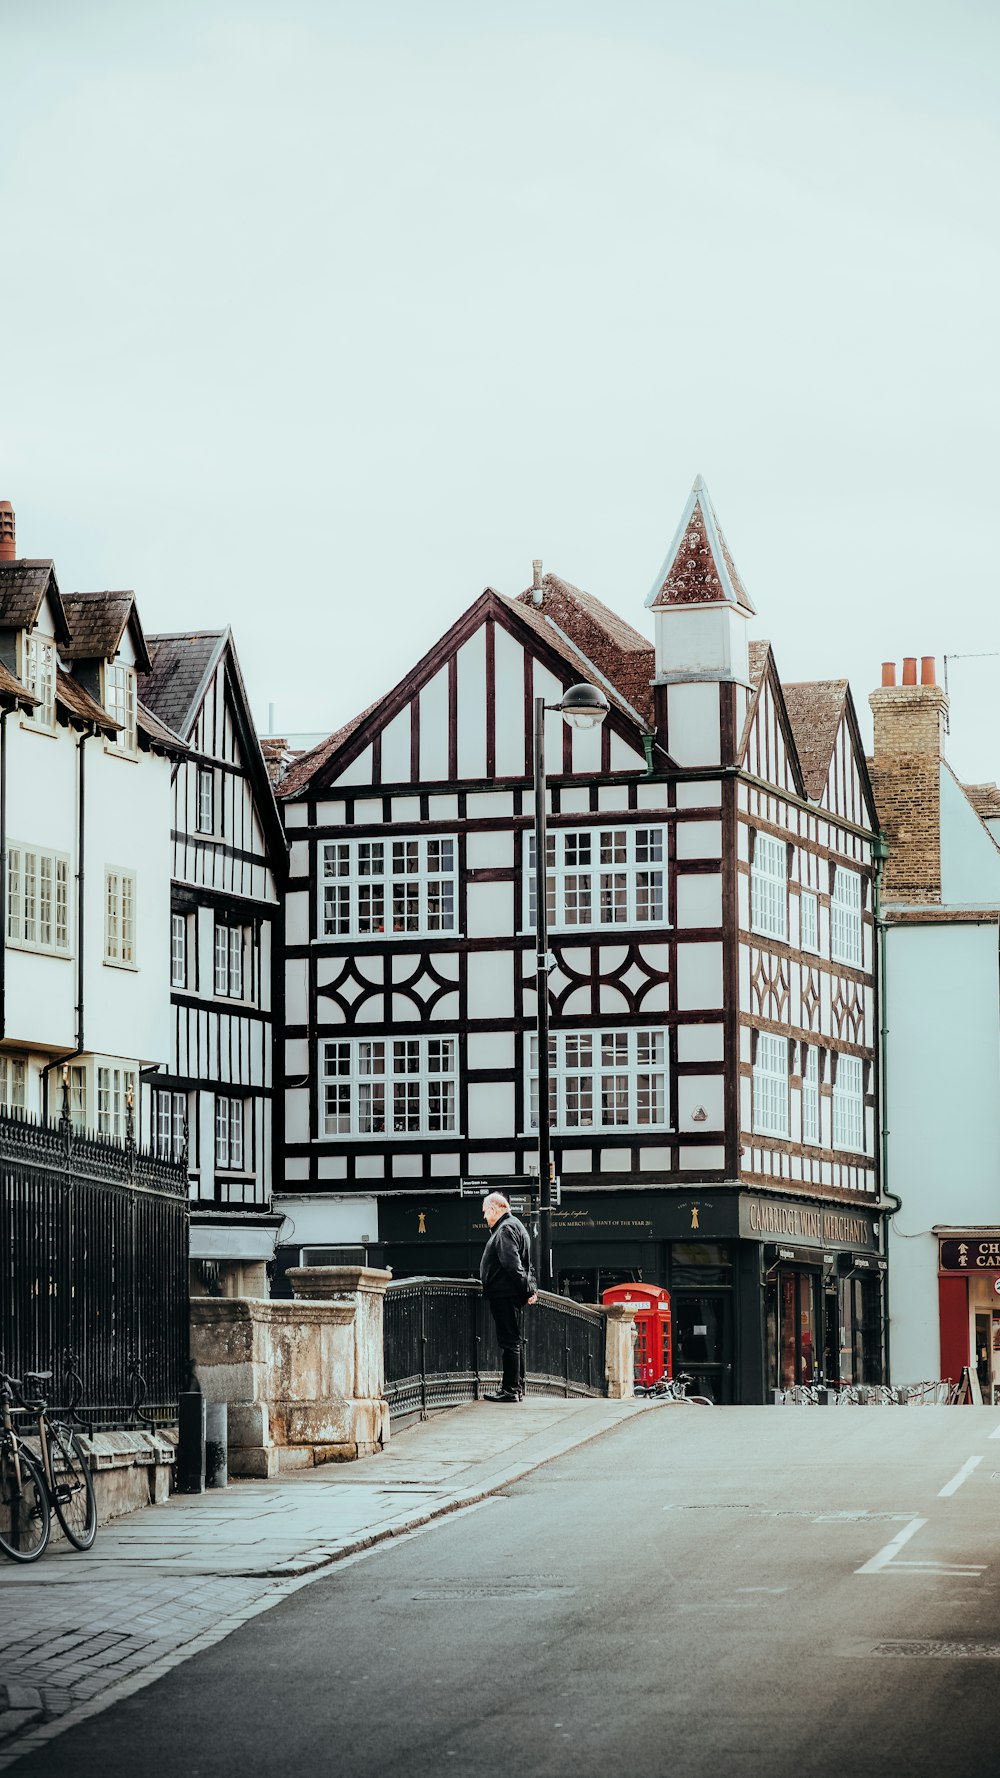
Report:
646,474,755,617
646,477,755,766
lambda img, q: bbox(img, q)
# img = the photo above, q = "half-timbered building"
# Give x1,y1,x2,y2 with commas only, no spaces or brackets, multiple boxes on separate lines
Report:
143,631,287,1295
277,478,883,1399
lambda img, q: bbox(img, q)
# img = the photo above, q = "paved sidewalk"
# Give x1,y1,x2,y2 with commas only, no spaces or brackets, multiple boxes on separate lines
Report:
0,1395,647,1769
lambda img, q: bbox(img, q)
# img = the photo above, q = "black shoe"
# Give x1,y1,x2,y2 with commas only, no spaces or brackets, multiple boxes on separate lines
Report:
483,1389,520,1403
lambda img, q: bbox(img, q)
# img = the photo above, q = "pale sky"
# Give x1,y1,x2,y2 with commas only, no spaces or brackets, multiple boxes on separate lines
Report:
2,1,998,779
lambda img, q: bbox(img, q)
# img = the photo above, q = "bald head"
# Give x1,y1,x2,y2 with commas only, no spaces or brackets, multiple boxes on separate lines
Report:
482,1192,510,1227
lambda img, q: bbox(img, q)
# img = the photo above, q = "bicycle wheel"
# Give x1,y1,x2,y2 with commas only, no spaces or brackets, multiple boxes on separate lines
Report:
0,1441,50,1562
48,1425,97,1551
687,1396,714,1407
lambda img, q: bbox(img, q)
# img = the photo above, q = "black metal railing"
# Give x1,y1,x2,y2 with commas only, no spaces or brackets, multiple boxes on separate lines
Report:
0,1102,189,1428
383,1277,607,1420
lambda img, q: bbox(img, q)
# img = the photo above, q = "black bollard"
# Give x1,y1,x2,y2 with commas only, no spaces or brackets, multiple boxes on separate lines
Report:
177,1391,206,1493
205,1401,228,1489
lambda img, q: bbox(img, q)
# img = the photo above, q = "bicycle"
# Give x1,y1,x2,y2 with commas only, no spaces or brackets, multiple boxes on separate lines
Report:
636,1370,714,1405
0,1368,97,1563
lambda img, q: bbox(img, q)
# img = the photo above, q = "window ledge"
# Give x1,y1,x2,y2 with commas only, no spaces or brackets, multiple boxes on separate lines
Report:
6,939,72,961
19,719,57,738
103,958,138,972
103,743,138,762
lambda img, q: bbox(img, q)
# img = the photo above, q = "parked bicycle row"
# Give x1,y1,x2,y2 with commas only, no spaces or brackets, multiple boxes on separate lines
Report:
773,1379,957,1407
0,1365,97,1562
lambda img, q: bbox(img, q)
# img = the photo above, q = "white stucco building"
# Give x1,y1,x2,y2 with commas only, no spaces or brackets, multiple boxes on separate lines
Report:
0,500,179,1142
871,658,1000,1394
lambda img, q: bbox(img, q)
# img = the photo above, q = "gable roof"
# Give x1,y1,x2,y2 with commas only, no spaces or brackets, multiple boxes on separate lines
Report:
782,679,850,801
61,591,152,671
278,585,670,801
0,560,69,640
55,666,119,736
145,628,287,867
963,783,1000,822
511,575,655,727
143,632,227,739
0,663,38,713
646,475,755,616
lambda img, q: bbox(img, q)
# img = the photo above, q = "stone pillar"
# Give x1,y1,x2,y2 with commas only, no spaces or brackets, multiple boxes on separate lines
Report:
190,1265,392,1476
602,1303,638,1399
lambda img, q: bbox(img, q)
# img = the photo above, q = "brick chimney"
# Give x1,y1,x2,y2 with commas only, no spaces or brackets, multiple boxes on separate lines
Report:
869,656,948,903
0,502,14,563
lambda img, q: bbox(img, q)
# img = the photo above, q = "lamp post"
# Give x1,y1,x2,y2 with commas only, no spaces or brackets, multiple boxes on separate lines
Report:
533,682,609,1292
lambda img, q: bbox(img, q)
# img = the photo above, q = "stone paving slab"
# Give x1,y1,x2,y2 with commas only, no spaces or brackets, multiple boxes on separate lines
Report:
0,1397,648,1769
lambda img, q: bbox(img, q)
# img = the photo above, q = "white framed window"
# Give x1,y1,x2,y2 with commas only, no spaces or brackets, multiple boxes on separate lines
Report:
154,1089,187,1163
104,868,136,966
68,1064,87,1130
752,1032,789,1138
0,1055,27,1113
833,1053,864,1152
527,827,666,931
97,1065,138,1141
213,921,244,998
104,661,137,753
801,1044,820,1144
321,1036,458,1136
800,889,819,953
751,832,787,941
171,913,188,988
831,868,862,967
196,766,215,835
527,1028,668,1132
22,633,56,728
214,1096,245,1170
7,846,70,953
321,837,458,939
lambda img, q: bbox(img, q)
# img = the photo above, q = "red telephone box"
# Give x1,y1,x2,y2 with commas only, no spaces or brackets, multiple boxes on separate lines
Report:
602,1283,672,1386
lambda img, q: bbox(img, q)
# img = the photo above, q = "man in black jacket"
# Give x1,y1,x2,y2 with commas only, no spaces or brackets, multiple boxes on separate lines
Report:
480,1191,538,1403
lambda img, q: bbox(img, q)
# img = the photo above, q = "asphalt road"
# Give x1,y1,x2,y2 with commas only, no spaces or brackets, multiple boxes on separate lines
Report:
15,1406,1000,1778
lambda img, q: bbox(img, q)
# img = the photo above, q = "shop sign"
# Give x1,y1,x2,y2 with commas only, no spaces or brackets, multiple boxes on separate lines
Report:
740,1195,876,1250
939,1238,1000,1271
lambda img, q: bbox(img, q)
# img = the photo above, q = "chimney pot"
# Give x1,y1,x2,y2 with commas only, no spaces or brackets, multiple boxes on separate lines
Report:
920,655,936,686
532,558,543,605
0,501,14,563
902,656,917,685
881,661,897,687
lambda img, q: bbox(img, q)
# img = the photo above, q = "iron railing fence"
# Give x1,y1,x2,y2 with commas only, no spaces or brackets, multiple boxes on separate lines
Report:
383,1276,607,1420
0,1102,189,1428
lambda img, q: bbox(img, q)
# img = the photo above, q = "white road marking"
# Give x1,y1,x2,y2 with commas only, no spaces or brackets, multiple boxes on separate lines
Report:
856,1516,927,1574
989,1424,1000,1440
939,1455,983,1497
889,1560,986,1576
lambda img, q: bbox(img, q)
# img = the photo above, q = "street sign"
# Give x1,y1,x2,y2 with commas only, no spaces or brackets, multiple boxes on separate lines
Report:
939,1238,1000,1271
460,1177,561,1206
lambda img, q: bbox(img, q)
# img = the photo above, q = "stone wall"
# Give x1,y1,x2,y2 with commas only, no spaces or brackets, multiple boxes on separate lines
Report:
190,1266,392,1476
869,680,948,902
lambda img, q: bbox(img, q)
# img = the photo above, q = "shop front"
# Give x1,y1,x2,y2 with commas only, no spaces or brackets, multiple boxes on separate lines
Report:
377,1186,887,1404
936,1230,1000,1403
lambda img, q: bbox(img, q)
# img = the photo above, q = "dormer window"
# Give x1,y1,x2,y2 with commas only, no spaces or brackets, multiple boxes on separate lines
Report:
22,633,55,728
104,661,137,753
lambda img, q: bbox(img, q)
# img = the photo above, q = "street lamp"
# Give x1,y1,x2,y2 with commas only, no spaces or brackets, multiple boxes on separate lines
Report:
533,682,609,1292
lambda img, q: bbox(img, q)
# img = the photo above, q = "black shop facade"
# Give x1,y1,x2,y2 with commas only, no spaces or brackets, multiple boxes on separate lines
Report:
378,1186,887,1405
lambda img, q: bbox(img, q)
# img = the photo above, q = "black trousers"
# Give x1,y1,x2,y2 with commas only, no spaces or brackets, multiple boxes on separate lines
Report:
487,1296,526,1395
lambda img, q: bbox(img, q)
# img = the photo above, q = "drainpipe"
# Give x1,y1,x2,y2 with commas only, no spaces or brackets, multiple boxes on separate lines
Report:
872,830,897,1384
642,733,655,778
0,706,7,1041
42,723,95,1120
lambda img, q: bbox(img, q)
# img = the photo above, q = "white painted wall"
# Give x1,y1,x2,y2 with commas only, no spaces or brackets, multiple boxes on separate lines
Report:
885,920,1000,1381
940,766,1000,905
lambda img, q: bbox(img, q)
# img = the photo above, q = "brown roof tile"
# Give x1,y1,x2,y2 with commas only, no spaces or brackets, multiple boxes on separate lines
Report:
782,679,848,800
511,575,655,726
61,591,151,670
277,700,384,799
55,667,118,736
0,560,68,637
0,662,37,711
963,783,1000,820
